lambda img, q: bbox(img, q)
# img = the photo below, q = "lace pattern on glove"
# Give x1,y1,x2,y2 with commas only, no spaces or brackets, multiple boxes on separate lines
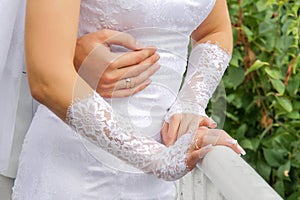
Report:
165,42,231,122
66,91,194,181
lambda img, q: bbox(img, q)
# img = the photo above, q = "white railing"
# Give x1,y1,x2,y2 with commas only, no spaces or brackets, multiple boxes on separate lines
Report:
178,146,283,200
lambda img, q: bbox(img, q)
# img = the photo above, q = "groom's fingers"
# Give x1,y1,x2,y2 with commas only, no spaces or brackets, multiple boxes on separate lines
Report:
113,63,160,91
109,47,157,70
100,29,142,50
102,79,152,98
97,52,160,97
113,52,160,81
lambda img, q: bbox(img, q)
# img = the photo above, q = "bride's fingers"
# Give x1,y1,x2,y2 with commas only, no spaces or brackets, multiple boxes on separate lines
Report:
206,130,246,155
222,137,246,155
177,116,199,138
199,117,217,128
161,122,169,145
187,144,213,170
164,115,181,146
196,127,246,155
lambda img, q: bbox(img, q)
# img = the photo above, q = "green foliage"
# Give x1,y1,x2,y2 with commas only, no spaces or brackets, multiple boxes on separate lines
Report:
212,0,300,199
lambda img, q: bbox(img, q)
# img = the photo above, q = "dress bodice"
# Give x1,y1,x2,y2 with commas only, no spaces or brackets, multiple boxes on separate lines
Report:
12,1,219,199
78,0,216,139
79,0,215,36
78,0,216,173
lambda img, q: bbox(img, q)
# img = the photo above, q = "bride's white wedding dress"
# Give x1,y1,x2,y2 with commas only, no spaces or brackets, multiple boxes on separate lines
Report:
12,0,227,199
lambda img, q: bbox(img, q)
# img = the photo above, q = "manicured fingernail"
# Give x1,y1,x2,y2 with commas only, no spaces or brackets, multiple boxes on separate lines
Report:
237,144,246,155
226,139,238,145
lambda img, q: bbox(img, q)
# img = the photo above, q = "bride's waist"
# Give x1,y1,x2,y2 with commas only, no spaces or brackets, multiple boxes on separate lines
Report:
105,76,181,137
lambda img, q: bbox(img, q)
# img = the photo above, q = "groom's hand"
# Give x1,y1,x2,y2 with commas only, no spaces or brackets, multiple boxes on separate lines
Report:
74,29,160,98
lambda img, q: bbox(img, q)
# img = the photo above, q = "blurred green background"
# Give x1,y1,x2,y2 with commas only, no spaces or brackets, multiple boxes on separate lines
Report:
209,1,300,199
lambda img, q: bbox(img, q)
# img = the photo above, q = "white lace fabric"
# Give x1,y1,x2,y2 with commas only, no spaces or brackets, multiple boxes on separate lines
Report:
165,43,231,122
66,91,194,181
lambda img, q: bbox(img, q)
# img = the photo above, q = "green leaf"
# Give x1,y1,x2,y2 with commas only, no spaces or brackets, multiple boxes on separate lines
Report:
293,54,300,74
263,148,285,167
265,68,284,80
236,124,248,139
245,60,269,75
274,180,285,197
277,161,291,180
257,160,271,181
292,152,300,168
240,139,253,150
251,138,260,152
287,111,300,119
274,133,299,151
276,96,293,113
259,21,275,36
286,75,300,96
223,67,245,89
286,192,300,200
270,79,285,95
226,111,239,122
242,25,253,41
255,1,267,12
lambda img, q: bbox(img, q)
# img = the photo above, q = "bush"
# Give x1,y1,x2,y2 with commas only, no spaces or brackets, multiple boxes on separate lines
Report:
211,1,299,199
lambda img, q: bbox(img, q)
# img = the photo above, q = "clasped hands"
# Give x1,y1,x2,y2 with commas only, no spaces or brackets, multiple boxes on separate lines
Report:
74,29,246,170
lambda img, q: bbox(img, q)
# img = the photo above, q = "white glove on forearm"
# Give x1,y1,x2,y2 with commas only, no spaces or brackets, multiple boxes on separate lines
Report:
66,91,194,181
165,42,231,122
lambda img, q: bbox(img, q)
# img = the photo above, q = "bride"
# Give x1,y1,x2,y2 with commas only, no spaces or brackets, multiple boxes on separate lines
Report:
13,0,245,199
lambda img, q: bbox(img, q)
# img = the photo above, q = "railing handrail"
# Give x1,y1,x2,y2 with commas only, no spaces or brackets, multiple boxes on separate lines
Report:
197,146,283,200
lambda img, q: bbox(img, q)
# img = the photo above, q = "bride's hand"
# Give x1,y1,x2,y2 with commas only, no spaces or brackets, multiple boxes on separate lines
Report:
162,113,217,146
74,29,160,98
186,126,246,170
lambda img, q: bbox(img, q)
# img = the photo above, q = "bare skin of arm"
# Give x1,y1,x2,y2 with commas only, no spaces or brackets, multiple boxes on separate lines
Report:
25,0,84,119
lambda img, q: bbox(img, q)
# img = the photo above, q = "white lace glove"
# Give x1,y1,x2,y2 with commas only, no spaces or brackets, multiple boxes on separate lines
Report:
66,91,195,181
165,42,231,122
